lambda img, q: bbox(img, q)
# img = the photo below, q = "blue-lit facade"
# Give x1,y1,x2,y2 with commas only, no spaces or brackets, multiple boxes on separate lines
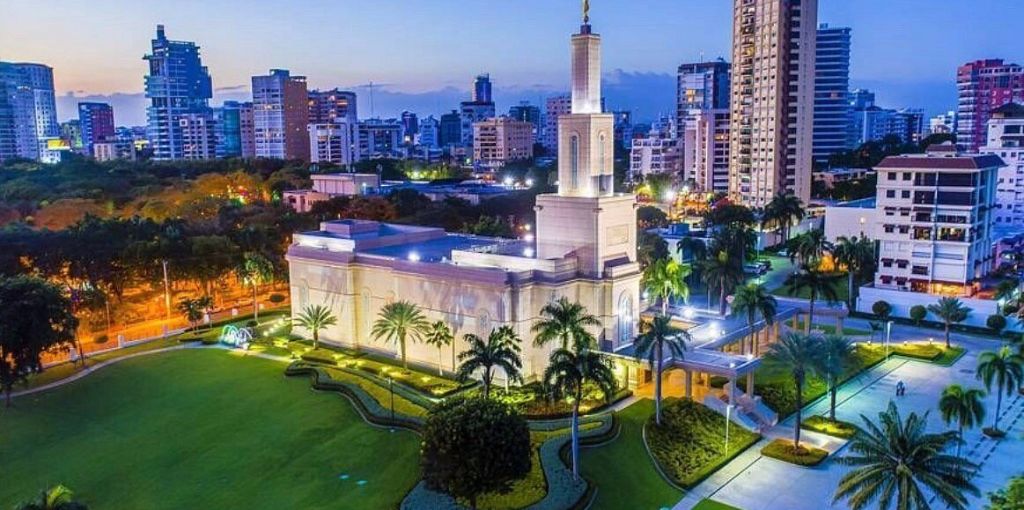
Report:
812,24,852,163
143,25,213,160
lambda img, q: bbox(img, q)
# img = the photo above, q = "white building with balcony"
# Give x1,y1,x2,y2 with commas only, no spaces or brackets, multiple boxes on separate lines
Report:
981,102,1024,227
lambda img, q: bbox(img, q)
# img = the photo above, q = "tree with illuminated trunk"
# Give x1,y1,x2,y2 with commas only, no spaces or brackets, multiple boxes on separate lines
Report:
235,251,274,323
633,314,688,424
928,297,970,349
0,276,79,407
423,320,454,376
372,300,429,371
295,304,337,351
730,283,777,356
784,266,842,333
641,257,690,315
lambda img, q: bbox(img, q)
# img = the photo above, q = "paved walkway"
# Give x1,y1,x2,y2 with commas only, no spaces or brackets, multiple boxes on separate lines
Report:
674,326,1023,510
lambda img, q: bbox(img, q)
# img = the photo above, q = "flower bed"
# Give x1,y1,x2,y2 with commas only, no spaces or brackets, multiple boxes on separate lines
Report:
760,439,828,466
801,415,858,439
645,398,761,488
488,382,632,419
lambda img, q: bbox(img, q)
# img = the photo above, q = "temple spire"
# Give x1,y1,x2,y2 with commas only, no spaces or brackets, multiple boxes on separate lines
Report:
583,0,590,24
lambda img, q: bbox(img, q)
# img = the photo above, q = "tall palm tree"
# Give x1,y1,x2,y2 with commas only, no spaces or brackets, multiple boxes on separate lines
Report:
730,283,777,356
371,300,429,370
834,402,978,510
235,251,274,323
633,314,689,424
294,304,337,350
15,484,88,510
456,326,523,399
815,334,854,422
938,384,986,460
701,250,745,315
928,297,971,349
764,332,822,449
641,258,691,315
976,345,1024,432
177,295,213,331
763,192,805,244
784,266,842,333
791,229,833,268
423,320,454,376
544,342,617,480
832,235,875,309
531,297,601,350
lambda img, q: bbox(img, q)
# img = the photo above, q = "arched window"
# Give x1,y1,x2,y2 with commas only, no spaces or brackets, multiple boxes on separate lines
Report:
361,289,371,338
570,135,579,191
617,293,634,345
599,134,607,193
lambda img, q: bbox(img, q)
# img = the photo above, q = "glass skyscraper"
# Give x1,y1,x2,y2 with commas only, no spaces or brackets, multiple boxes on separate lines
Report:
143,25,213,160
812,24,852,163
0,61,58,162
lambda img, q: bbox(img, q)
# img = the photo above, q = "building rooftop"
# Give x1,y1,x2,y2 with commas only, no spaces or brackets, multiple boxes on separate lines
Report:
876,153,1005,170
361,234,500,262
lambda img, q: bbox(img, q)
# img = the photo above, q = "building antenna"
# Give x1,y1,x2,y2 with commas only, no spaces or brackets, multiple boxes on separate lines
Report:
699,50,705,63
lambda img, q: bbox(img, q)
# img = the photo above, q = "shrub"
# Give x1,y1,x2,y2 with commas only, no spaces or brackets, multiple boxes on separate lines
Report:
987,314,1007,333
94,334,109,344
760,439,828,466
1003,303,1020,316
300,349,339,366
801,415,857,439
421,398,532,508
646,398,760,488
909,305,927,324
245,319,258,328
872,300,892,318
987,475,1024,510
268,293,286,304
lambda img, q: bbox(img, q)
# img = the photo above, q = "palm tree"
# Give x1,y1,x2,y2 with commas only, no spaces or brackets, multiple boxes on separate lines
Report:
544,342,617,480
764,332,821,450
456,326,523,399
976,346,1024,433
938,384,986,460
730,283,777,356
791,228,833,268
235,251,274,323
928,297,971,349
834,402,978,510
763,192,805,244
784,266,842,333
815,334,854,422
423,320,454,376
294,304,337,350
371,300,429,371
15,484,88,510
531,297,601,350
177,295,212,331
633,314,689,424
832,235,875,309
701,250,745,315
641,258,691,315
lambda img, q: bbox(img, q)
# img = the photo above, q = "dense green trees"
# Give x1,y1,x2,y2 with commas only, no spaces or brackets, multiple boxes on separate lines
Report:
763,332,821,450
0,276,79,406
420,398,531,509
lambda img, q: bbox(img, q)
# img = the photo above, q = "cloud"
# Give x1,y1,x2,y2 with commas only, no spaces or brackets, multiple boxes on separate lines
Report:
215,84,248,93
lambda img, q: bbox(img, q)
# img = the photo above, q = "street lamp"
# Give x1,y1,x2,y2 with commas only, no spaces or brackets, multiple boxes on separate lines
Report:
724,404,733,456
885,320,893,357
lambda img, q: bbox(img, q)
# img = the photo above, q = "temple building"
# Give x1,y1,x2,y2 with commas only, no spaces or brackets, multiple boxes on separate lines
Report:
286,11,641,380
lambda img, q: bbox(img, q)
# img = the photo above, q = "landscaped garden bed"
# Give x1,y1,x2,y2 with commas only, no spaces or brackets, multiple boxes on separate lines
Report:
801,415,858,439
645,398,761,489
488,381,632,419
760,438,828,466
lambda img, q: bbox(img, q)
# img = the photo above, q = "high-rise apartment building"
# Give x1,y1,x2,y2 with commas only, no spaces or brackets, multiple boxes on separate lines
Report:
308,121,356,166
357,119,403,160
60,120,83,153
981,102,1024,227
678,60,731,193
472,117,534,168
957,59,1024,152
439,110,462,149
676,60,730,128
872,144,1000,296
214,101,243,158
850,107,924,146
143,25,213,160
729,0,817,206
179,112,217,160
509,101,542,139
252,69,310,161
813,24,852,163
543,94,571,153
308,89,357,125
0,61,59,161
417,116,440,148
239,102,255,158
472,74,492,103
78,102,115,156
613,110,633,149
400,111,418,144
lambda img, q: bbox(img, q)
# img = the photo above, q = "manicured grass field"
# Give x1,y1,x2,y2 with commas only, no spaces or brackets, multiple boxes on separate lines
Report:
0,349,421,509
694,499,743,510
581,400,682,510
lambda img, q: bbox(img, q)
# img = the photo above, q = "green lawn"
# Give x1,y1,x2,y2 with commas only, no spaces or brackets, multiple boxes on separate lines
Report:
694,499,742,510
0,349,421,509
770,279,849,304
581,400,683,510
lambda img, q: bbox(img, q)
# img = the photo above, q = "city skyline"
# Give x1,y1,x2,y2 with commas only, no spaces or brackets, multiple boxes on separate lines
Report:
3,0,1023,125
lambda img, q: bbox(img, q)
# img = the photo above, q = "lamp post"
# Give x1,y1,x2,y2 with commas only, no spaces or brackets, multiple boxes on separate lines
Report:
885,320,893,358
724,404,733,456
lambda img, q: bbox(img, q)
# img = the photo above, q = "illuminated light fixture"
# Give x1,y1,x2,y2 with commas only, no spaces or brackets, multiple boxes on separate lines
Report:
745,353,753,361
682,307,696,319
663,190,676,202
523,233,534,242
523,247,535,257
503,176,513,186
523,224,532,231
525,178,534,187
681,185,690,195
408,252,421,262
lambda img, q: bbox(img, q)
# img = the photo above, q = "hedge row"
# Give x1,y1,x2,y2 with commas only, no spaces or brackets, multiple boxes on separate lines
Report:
284,362,425,431
522,388,633,421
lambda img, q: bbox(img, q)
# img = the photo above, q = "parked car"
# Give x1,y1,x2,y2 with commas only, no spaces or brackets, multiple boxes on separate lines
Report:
743,264,767,276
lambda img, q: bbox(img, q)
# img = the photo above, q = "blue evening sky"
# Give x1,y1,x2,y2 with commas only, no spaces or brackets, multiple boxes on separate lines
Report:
2,0,1021,124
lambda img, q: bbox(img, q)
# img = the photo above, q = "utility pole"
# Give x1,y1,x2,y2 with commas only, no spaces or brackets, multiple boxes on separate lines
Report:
162,260,171,321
